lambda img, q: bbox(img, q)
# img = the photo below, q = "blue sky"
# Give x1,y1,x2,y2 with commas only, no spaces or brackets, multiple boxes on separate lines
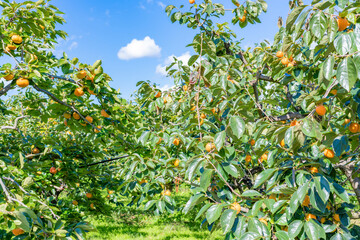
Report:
52,0,295,99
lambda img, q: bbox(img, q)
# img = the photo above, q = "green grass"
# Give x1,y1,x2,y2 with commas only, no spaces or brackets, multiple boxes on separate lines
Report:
87,188,223,240
87,213,222,240
85,185,360,240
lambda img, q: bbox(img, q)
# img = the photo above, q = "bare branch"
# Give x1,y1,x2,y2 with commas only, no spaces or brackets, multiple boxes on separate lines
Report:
25,148,51,159
0,177,28,208
174,176,199,187
1,115,29,132
271,112,306,122
0,177,12,201
0,82,15,96
46,74,82,86
258,74,278,83
334,157,354,169
206,155,242,199
2,176,60,219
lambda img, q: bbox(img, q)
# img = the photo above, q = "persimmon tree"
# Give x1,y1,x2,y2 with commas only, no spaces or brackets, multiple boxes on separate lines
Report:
131,0,360,239
0,0,136,238
1,0,360,240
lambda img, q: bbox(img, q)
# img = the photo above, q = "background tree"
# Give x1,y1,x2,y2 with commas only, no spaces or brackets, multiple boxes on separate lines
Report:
1,0,360,239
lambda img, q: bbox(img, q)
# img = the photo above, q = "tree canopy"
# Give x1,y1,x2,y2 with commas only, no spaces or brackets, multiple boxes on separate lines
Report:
1,0,360,239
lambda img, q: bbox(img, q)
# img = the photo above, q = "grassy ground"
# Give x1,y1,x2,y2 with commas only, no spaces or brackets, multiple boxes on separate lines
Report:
87,188,222,240
86,187,360,240
87,212,222,240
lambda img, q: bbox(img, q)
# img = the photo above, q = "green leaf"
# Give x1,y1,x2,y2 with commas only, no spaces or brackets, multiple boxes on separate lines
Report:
289,182,309,213
353,52,360,80
251,200,263,216
267,150,277,168
195,203,212,220
214,131,226,151
188,55,199,66
186,158,203,180
330,233,343,240
33,70,41,77
156,200,165,213
200,169,213,191
322,56,335,80
309,11,327,39
310,188,326,212
183,194,206,214
305,220,321,240
270,200,287,214
286,5,307,32
138,131,151,145
92,60,102,69
206,204,223,224
144,200,156,210
334,34,353,55
233,217,247,238
19,152,24,169
229,116,245,139
258,0,267,12
313,1,332,10
220,209,237,234
332,135,349,157
22,177,33,188
301,118,316,138
275,231,289,240
222,162,239,178
288,220,304,238
332,182,350,203
284,127,293,148
314,176,330,203
337,57,357,92
353,24,360,50
238,232,260,240
294,9,312,39
241,190,262,197
336,0,349,9
253,169,277,189
328,17,338,42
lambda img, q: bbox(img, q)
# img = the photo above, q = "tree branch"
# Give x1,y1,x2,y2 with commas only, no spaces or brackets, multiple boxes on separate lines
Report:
32,83,100,131
0,177,28,208
46,74,82,86
271,112,307,122
0,82,15,97
2,176,60,219
79,155,129,168
1,115,29,132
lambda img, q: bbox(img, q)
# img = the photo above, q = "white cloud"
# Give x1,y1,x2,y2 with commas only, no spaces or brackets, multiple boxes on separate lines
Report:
69,41,78,50
159,84,174,91
155,65,167,76
157,1,166,9
156,51,192,76
117,36,161,60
